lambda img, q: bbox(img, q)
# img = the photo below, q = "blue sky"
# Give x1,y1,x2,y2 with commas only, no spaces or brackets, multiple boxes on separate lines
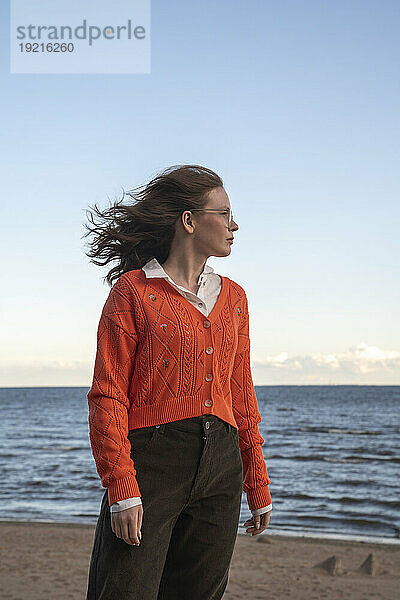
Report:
1,0,399,386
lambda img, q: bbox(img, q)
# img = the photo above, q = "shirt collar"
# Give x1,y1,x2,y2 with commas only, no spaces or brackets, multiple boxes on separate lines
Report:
142,257,214,287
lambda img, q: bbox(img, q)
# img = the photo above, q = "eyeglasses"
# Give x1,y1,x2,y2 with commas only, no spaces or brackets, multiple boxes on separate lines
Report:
189,208,235,226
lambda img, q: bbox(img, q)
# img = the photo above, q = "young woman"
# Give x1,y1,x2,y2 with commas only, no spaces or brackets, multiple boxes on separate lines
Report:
84,164,272,600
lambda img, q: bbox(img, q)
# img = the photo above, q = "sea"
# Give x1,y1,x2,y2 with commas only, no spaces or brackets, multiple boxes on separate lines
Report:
1,385,399,545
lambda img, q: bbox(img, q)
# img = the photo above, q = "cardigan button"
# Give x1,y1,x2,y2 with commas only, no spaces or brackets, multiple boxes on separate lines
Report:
203,320,211,328
205,346,214,354
205,374,213,382
204,399,213,407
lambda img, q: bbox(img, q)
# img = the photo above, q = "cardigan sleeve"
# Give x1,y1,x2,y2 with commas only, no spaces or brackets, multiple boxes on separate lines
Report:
87,276,141,506
231,291,272,511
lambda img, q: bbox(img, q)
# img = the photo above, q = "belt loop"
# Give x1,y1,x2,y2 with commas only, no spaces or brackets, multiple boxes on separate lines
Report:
158,423,166,434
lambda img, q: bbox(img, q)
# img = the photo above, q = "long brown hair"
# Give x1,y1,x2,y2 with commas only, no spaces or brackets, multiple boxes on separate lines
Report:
82,164,223,287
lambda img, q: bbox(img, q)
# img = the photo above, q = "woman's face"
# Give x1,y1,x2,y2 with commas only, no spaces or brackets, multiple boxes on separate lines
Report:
194,187,239,258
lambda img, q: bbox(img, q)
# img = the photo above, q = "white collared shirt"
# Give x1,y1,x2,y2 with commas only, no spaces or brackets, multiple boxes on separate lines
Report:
141,256,221,316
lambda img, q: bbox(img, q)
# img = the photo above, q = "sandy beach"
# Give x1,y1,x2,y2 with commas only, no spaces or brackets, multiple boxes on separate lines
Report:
0,521,399,599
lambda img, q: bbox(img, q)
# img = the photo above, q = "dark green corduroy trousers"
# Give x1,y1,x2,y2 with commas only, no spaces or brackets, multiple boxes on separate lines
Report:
86,414,243,600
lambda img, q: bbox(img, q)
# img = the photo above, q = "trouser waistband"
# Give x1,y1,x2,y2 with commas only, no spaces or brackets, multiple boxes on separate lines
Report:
156,414,231,435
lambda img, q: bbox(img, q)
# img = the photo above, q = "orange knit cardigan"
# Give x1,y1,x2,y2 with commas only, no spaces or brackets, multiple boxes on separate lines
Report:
87,269,272,510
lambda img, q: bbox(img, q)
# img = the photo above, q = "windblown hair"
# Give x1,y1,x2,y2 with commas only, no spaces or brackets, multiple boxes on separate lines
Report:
82,164,223,287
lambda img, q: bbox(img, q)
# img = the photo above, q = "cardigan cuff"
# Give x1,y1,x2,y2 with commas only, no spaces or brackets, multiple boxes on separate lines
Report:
107,475,141,506
246,485,272,511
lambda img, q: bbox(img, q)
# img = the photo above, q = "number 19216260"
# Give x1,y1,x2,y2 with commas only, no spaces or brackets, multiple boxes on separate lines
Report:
19,43,74,52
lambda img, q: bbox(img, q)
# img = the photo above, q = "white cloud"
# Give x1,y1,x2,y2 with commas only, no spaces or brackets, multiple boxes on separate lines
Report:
254,343,400,384
0,361,91,387
267,351,289,365
1,344,399,386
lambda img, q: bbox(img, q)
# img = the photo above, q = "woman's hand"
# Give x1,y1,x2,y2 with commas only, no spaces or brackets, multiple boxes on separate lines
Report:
243,510,271,536
111,504,143,546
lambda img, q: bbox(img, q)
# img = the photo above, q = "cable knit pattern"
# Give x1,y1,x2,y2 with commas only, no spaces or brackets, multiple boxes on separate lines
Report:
87,268,272,510
230,292,272,509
